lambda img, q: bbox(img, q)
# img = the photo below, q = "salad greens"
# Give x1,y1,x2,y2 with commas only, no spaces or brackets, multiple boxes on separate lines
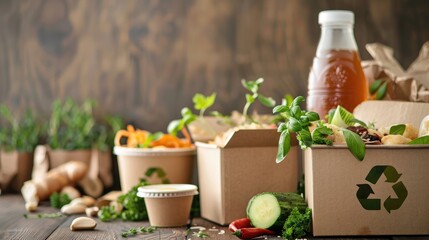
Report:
282,207,312,240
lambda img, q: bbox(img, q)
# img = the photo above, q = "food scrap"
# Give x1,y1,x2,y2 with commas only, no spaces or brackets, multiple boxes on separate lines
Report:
114,125,193,148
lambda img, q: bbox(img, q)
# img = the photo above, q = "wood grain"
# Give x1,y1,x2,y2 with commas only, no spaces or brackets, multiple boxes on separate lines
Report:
1,195,428,239
0,0,429,133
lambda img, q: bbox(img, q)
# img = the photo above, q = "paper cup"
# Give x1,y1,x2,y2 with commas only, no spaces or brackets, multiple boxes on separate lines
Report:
114,146,195,192
137,184,198,227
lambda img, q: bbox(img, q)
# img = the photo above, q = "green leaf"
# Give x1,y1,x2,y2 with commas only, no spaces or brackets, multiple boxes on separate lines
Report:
350,118,367,127
375,81,388,100
276,130,291,163
370,79,384,95
408,135,429,145
167,119,184,135
283,94,294,107
145,167,158,177
305,111,320,122
312,125,334,145
389,124,406,135
291,96,305,107
277,123,287,133
290,106,302,118
288,117,302,132
193,93,216,111
342,129,366,161
241,79,259,93
297,129,312,149
327,108,336,124
181,107,193,117
245,94,255,104
273,105,289,114
257,95,276,107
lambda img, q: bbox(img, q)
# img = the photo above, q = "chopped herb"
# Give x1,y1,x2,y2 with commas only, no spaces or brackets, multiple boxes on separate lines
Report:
192,230,209,238
24,212,63,219
49,192,71,209
121,226,156,238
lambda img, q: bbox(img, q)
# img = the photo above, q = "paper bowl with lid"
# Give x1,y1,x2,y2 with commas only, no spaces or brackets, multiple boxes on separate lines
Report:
114,146,195,192
137,184,198,227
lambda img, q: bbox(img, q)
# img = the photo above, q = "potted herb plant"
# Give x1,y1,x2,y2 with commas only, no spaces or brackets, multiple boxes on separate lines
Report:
0,106,41,192
47,98,96,169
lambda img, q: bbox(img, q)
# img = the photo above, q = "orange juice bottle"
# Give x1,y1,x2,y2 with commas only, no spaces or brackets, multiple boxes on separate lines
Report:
307,10,368,119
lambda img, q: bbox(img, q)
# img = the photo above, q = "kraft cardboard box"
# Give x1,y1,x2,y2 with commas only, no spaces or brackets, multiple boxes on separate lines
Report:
305,101,429,236
196,129,299,225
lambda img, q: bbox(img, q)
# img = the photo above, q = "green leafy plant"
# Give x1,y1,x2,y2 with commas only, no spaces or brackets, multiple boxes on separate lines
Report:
241,78,276,120
273,96,366,162
168,93,216,136
282,207,312,240
0,105,41,152
47,98,96,150
95,115,125,152
49,192,71,209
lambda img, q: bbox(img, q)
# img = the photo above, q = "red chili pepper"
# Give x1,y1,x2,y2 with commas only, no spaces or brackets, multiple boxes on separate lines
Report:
228,218,252,232
233,228,276,239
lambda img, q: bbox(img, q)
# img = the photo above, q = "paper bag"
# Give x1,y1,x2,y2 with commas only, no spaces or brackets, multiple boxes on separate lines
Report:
362,42,429,102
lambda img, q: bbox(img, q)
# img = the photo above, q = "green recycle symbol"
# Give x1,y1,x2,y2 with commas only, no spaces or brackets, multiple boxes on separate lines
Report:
356,165,408,213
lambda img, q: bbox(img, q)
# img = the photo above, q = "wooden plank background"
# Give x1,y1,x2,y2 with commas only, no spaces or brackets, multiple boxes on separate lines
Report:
0,0,428,132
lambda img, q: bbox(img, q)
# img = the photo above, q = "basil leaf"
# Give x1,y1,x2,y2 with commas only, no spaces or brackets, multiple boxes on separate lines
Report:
342,129,366,161
408,135,429,145
350,118,367,127
276,130,291,163
389,124,406,135
167,119,184,135
306,111,320,122
288,117,302,132
291,96,305,107
297,129,312,149
290,106,302,118
277,122,287,133
181,107,193,117
273,105,289,114
258,95,276,107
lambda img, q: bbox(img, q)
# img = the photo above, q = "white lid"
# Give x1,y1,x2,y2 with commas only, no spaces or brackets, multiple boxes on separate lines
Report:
319,10,354,25
137,184,198,198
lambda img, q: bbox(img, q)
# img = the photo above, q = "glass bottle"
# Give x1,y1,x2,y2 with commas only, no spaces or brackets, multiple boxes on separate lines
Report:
307,10,368,119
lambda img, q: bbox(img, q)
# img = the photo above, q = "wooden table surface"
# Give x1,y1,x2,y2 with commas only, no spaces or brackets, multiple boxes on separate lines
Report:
0,194,428,240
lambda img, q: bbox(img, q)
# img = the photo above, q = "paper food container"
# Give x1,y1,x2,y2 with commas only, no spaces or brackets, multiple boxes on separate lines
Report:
137,184,198,227
114,147,195,192
196,129,299,225
305,100,429,236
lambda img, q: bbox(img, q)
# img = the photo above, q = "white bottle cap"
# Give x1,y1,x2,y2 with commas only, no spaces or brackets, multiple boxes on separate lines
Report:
319,10,354,25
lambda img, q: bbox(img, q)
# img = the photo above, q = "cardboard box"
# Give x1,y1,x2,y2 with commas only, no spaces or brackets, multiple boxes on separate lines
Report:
196,129,299,225
305,101,429,236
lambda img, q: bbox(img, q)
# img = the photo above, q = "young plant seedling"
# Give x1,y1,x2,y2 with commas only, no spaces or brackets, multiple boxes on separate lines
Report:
241,78,276,121
168,93,216,136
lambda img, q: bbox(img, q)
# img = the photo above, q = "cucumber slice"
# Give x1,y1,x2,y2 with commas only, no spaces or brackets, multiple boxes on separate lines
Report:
331,105,354,128
246,192,306,231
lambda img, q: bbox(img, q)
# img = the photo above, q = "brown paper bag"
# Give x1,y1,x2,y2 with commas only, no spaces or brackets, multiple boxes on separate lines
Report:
362,42,429,102
0,150,33,192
